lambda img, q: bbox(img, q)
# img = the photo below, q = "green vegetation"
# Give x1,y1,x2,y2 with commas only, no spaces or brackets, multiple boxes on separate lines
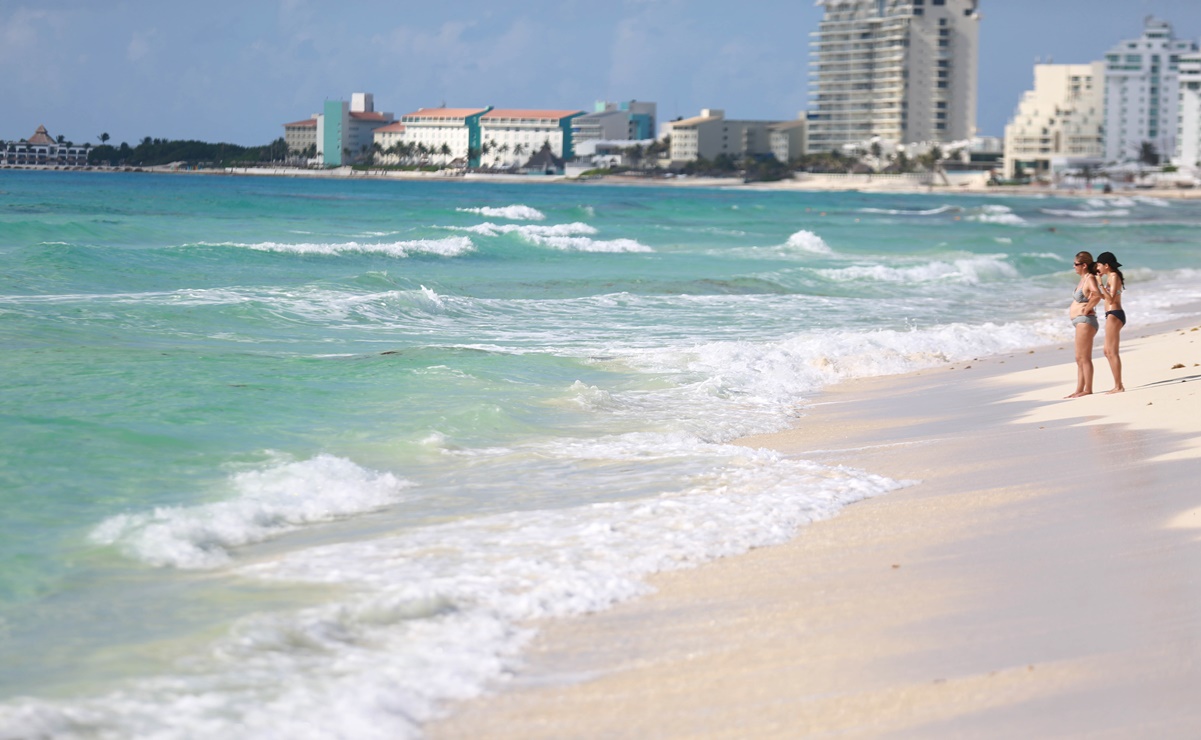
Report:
87,137,290,167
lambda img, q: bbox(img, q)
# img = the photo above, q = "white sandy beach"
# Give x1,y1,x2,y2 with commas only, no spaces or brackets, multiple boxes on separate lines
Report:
430,317,1201,738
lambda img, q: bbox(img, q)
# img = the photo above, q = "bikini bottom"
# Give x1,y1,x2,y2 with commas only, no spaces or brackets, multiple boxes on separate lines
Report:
1106,309,1127,326
1071,314,1099,328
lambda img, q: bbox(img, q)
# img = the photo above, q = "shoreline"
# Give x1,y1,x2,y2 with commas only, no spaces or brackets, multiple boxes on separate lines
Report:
429,317,1201,737
6,163,1201,199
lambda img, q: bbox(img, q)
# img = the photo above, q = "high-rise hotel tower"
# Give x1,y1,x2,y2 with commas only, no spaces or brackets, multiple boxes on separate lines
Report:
807,0,980,153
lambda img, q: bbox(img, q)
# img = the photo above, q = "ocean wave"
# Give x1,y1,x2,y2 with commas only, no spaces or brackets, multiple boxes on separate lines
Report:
450,222,653,252
858,205,958,216
533,235,653,253
89,454,413,568
815,254,1018,284
1040,208,1130,219
1087,195,1171,209
452,221,595,238
783,229,833,254
965,205,1026,225
201,236,475,258
6,443,900,738
456,204,546,220
611,318,1072,435
1132,195,1172,207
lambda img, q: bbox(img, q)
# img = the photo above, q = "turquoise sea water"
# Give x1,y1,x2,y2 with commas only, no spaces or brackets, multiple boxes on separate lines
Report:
2,171,1200,737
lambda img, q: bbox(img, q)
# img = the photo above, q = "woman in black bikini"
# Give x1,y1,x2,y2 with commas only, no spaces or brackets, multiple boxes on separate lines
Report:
1095,251,1125,394
1067,251,1101,398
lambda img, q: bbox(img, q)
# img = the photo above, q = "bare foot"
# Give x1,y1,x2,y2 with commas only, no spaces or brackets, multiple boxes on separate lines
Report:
1105,387,1125,395
1065,391,1084,399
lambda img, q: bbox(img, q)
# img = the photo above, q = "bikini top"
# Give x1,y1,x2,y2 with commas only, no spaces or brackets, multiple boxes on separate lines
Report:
1073,287,1088,303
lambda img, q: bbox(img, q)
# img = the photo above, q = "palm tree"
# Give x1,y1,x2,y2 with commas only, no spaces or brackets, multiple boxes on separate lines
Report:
439,143,452,163
1137,140,1159,167
98,132,110,146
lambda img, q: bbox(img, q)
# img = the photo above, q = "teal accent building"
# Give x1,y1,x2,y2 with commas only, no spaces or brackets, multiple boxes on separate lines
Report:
322,100,348,166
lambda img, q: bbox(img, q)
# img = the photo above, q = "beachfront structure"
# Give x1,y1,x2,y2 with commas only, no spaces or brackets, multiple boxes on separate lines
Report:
282,116,318,157
572,101,657,145
281,93,395,167
807,0,980,154
1102,17,1197,164
1,125,91,167
769,116,810,163
1178,52,1201,169
370,107,583,169
376,107,491,167
663,109,779,164
318,94,395,166
1002,63,1106,180
477,109,584,168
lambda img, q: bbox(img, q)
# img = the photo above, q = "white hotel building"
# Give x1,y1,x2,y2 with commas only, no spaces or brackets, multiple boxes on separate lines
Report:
1002,63,1105,179
808,0,979,154
1179,52,1201,170
479,109,584,168
1102,17,1197,164
376,107,490,166
371,107,584,169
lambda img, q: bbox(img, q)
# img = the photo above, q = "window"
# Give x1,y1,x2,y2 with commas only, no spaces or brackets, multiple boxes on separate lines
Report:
933,0,945,4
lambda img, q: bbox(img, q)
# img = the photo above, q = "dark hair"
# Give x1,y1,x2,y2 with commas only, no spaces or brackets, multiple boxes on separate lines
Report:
1096,251,1124,284
1074,250,1097,275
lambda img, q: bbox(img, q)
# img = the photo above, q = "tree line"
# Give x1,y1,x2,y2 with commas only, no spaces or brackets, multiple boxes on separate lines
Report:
88,136,289,167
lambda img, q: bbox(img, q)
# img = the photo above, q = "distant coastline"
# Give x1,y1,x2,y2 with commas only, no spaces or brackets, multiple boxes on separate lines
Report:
6,162,1201,199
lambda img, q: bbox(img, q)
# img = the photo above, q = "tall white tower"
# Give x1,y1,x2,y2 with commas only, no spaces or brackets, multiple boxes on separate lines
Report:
1178,52,1201,169
807,0,980,154
1102,16,1197,164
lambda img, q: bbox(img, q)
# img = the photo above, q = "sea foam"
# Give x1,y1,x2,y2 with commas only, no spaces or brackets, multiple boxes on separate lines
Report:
13,442,902,739
965,205,1026,225
456,204,546,220
815,254,1018,284
204,237,475,258
90,454,413,568
783,229,834,254
452,222,653,252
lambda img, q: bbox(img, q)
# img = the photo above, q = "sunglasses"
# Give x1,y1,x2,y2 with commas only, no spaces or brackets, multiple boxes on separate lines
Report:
1074,261,1086,266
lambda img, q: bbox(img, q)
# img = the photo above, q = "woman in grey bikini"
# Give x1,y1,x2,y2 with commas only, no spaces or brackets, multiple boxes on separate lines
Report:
1066,251,1101,398
1095,251,1125,393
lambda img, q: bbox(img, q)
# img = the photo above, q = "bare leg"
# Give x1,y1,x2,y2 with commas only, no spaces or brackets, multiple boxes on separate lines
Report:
1066,322,1097,398
1104,316,1124,393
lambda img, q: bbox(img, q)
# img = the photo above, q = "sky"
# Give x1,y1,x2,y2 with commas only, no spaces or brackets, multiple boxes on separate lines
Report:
5,0,1201,147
